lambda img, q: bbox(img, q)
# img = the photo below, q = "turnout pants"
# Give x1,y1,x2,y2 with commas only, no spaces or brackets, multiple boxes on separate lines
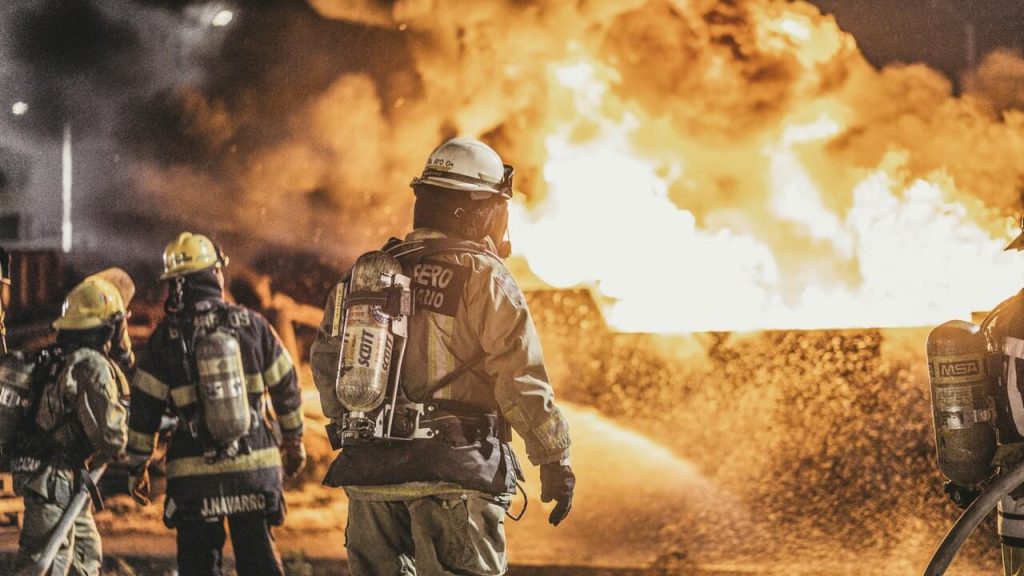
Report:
1001,493,1024,576
176,515,285,576
346,493,509,576
16,490,101,576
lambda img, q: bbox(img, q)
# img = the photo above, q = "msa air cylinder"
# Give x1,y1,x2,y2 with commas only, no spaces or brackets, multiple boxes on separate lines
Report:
195,331,251,445
335,251,401,416
927,320,996,486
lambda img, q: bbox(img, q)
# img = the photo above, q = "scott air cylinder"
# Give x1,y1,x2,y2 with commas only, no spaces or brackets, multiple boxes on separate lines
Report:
928,320,997,486
335,251,402,416
195,331,251,445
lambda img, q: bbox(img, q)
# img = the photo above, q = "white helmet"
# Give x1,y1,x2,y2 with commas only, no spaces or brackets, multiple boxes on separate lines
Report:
410,137,513,200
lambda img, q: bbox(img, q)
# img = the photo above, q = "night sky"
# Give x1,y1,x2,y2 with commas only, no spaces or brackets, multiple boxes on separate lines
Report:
810,0,1024,84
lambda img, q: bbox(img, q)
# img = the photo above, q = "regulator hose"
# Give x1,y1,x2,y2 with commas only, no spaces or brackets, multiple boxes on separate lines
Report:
925,459,1024,575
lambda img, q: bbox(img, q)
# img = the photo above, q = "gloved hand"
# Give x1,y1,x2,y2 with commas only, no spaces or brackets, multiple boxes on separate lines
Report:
280,435,307,480
129,466,151,506
943,481,981,509
540,462,575,526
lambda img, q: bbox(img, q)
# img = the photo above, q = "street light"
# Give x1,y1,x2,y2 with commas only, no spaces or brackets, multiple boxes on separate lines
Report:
11,102,28,116
212,9,233,27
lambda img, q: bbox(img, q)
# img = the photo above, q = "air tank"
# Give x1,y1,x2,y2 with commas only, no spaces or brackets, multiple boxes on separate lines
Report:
195,331,251,445
928,320,997,486
335,251,401,415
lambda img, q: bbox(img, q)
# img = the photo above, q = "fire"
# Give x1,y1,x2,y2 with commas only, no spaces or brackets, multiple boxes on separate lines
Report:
509,44,1021,332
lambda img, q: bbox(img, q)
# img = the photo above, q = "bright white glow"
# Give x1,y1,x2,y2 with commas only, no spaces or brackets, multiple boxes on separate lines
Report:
62,123,72,253
767,115,850,254
11,102,28,115
778,17,812,41
211,9,233,27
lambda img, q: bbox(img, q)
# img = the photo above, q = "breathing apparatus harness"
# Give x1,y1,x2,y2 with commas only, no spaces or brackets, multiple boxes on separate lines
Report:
328,238,511,445
327,236,527,519
2,343,107,510
166,277,257,462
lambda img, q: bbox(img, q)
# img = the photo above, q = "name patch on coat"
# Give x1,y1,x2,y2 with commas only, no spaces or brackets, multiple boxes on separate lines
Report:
200,493,268,518
412,259,468,317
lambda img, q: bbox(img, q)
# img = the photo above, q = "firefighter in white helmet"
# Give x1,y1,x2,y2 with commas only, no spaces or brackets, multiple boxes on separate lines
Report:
311,137,574,575
11,277,130,575
126,232,306,576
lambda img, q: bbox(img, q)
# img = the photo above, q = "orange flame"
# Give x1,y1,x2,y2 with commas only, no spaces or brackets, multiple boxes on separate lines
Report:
510,43,1020,332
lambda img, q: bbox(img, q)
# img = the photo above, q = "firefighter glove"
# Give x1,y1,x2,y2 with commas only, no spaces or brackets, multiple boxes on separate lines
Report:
943,480,980,509
129,466,151,507
281,435,307,480
540,462,574,526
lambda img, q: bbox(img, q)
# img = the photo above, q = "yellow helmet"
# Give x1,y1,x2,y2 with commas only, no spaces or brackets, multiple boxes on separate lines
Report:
160,232,228,280
52,278,126,331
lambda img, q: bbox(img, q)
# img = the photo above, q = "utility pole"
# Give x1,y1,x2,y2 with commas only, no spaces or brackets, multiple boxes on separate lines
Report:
930,0,977,71
61,122,71,253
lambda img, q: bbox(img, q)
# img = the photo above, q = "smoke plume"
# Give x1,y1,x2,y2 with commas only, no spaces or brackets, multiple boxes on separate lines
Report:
2,0,1024,322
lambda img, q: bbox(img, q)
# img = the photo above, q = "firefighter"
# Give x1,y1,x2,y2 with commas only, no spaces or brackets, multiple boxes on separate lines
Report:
126,232,306,576
310,137,575,575
12,277,130,576
940,220,1024,576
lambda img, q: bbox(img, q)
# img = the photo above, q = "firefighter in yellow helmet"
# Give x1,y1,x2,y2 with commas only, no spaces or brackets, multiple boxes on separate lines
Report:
12,277,129,576
127,232,306,576
311,137,574,575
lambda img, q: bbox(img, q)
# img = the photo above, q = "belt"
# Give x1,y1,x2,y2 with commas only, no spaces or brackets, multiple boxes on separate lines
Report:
390,399,508,446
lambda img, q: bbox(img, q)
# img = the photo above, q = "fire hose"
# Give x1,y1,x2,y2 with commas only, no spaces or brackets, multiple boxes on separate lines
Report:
925,459,1024,576
17,465,107,576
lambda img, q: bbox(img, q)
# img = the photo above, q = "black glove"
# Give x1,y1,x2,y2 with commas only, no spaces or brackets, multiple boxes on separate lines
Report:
944,481,980,509
280,435,307,480
540,462,575,526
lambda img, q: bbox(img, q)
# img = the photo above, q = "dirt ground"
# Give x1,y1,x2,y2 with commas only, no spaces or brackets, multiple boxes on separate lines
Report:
0,400,998,575
0,403,721,574
0,305,1008,575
